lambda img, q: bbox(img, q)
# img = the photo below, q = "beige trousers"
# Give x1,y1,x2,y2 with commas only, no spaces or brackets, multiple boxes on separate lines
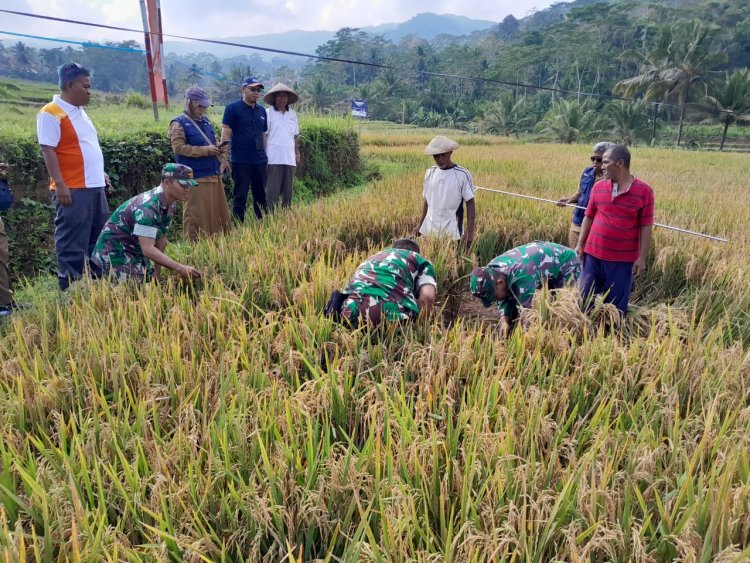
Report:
0,217,12,306
568,223,581,250
183,175,231,241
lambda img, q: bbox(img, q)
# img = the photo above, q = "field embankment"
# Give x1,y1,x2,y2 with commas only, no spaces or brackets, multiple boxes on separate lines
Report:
0,98,364,280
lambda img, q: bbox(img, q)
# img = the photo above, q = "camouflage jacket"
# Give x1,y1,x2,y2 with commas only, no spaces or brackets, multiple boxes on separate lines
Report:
343,248,437,321
91,186,175,280
488,241,581,317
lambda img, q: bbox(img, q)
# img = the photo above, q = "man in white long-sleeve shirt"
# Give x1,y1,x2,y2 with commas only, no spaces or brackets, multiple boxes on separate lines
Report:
416,135,476,250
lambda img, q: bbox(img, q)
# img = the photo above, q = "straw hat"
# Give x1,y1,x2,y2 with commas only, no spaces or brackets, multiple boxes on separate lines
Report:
424,135,459,155
263,83,299,105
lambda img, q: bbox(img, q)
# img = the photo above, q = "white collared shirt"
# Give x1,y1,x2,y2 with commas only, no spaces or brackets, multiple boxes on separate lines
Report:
265,106,299,166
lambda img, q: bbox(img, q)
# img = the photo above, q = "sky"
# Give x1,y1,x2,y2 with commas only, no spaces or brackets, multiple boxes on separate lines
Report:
1,0,558,45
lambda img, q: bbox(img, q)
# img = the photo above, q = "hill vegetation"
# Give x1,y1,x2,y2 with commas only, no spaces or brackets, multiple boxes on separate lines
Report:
2,0,749,149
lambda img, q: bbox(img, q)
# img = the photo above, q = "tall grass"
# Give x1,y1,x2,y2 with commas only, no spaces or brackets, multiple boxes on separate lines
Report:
1,124,750,561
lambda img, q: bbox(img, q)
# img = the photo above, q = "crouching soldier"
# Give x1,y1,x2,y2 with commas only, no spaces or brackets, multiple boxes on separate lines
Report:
91,163,202,282
326,238,437,328
470,241,581,337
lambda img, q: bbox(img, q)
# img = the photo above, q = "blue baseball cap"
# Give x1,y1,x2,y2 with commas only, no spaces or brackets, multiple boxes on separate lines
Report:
241,76,264,89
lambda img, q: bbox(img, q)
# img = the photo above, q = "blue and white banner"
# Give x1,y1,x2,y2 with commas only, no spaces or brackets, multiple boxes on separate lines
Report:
351,99,368,118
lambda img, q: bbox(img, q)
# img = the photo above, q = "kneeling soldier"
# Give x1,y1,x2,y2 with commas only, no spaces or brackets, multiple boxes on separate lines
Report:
328,239,437,328
92,163,202,282
470,241,581,336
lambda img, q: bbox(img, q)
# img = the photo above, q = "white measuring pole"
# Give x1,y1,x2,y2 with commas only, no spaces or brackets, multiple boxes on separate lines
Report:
475,186,729,243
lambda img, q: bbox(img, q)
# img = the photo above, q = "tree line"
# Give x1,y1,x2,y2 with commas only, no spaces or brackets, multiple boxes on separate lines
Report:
2,0,749,148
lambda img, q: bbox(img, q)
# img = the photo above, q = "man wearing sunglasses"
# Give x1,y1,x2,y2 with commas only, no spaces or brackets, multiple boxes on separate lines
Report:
220,76,268,223
556,142,613,249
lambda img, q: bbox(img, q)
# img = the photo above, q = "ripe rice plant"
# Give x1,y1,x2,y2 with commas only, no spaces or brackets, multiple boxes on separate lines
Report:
1,123,749,561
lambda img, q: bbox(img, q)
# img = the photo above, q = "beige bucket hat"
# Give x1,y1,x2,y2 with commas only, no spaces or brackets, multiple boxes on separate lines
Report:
424,135,459,155
263,82,299,105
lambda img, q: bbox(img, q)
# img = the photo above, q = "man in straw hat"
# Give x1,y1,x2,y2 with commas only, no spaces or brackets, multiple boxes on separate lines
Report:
91,164,202,283
470,241,581,337
417,135,475,249
168,87,231,240
263,83,300,210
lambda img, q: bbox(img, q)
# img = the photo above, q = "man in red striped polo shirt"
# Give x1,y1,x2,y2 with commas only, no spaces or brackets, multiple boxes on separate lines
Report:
575,144,654,314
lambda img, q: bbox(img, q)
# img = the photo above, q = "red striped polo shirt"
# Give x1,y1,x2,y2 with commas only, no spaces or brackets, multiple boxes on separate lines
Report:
584,177,654,262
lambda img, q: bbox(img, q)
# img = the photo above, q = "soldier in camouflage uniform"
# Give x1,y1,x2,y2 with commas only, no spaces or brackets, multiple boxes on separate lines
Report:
470,241,581,336
338,239,437,328
91,163,202,282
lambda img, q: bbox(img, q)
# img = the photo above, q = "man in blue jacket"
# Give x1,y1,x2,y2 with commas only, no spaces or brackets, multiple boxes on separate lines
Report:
556,142,612,249
220,76,268,222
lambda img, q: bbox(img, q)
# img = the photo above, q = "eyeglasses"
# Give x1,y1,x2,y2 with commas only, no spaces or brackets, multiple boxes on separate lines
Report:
590,156,603,163
246,87,262,93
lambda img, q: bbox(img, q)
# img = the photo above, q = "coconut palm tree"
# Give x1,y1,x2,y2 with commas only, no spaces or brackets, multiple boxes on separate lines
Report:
703,69,750,151
615,20,726,147
477,93,532,137
605,100,653,146
536,99,602,144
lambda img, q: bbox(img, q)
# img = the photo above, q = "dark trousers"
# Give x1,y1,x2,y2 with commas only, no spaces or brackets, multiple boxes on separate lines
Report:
231,162,267,222
266,164,295,209
53,187,109,290
579,254,633,315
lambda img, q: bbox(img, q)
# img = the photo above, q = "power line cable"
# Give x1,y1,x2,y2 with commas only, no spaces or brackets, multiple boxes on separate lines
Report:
0,30,223,79
2,8,748,119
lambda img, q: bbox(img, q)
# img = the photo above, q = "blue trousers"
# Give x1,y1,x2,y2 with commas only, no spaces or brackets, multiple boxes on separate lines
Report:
53,187,109,290
231,163,267,222
579,254,633,314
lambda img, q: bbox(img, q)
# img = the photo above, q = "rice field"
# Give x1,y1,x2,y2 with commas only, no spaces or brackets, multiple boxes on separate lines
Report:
1,123,750,561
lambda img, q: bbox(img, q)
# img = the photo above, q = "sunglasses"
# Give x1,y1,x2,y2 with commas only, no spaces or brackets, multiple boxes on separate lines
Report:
590,156,603,163
246,87,262,93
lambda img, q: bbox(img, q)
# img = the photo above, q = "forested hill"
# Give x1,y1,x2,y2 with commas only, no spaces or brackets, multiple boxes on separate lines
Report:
2,0,749,148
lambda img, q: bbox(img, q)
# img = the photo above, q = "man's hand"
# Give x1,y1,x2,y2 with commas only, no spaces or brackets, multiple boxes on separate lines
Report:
575,244,584,260
462,234,473,251
0,163,8,180
206,145,222,157
220,161,231,174
56,184,73,207
556,197,569,207
633,257,647,277
417,284,437,317
177,264,202,280
104,172,115,195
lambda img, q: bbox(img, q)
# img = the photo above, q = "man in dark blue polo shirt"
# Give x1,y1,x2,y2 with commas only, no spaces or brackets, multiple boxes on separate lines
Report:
220,76,268,222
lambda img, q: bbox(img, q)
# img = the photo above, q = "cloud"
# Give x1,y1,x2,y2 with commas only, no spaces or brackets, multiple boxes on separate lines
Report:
2,0,553,44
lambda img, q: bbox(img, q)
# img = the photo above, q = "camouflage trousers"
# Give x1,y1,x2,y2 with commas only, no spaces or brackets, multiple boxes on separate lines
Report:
340,295,415,329
98,262,151,284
